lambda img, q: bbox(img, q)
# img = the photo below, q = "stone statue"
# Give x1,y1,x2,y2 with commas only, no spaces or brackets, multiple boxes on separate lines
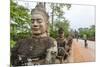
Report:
11,3,57,66
56,28,69,63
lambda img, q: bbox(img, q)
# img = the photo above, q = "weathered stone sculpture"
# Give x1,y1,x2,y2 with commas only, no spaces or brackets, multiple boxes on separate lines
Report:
11,3,57,66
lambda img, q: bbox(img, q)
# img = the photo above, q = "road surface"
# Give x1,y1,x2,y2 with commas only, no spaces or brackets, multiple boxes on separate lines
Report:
64,39,95,63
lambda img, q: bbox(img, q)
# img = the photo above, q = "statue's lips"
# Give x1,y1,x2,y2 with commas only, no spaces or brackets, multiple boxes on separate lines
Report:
32,28,39,31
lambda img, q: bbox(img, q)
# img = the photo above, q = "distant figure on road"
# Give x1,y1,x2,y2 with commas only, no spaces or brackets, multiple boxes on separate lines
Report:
74,30,79,42
83,34,88,48
76,34,79,42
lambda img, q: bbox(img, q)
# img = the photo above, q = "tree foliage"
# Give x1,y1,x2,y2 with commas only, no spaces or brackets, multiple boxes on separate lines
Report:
49,3,71,38
10,0,31,48
78,25,95,41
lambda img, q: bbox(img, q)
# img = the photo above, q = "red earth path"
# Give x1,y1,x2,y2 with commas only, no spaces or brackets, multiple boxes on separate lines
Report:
70,39,95,63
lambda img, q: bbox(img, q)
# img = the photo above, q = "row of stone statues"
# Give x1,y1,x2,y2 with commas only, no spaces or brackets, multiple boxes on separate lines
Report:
11,3,73,66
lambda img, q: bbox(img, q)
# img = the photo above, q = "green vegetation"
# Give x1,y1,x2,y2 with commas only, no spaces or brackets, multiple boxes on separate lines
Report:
10,0,31,48
78,25,95,41
49,3,71,38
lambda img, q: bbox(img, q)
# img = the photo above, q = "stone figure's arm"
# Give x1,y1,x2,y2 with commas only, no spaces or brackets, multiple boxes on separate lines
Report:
45,40,58,64
65,38,72,56
64,39,69,49
51,40,58,54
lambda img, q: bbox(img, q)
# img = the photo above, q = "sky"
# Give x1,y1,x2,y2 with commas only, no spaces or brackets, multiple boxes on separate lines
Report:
17,0,95,30
64,4,95,30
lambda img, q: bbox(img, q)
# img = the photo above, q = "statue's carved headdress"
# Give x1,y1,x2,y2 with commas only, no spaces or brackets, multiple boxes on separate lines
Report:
31,3,49,21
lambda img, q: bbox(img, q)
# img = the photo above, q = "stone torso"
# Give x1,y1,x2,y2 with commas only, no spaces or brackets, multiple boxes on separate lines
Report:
11,37,54,65
56,37,66,48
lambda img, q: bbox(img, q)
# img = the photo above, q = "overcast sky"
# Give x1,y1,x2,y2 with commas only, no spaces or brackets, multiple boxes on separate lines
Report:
17,0,95,30
64,4,95,30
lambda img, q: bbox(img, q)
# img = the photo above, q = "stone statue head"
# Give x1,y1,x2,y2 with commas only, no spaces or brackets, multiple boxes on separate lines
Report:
31,3,49,36
58,27,64,38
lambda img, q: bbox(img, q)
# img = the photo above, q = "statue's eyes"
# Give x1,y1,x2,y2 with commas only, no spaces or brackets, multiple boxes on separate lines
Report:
31,19,35,23
31,19,42,23
37,19,42,23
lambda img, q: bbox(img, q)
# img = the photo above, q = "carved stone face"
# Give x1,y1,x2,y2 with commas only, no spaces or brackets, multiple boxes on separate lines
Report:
59,32,64,38
31,13,48,35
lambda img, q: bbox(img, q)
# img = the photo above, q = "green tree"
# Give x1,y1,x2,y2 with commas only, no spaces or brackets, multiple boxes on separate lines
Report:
48,3,71,38
50,3,71,30
78,25,95,41
10,0,31,48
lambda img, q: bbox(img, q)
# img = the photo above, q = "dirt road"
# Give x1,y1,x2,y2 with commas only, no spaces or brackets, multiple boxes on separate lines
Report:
69,39,95,63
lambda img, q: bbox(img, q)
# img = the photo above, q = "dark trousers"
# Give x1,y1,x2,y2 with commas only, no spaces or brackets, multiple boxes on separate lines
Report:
84,40,88,48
